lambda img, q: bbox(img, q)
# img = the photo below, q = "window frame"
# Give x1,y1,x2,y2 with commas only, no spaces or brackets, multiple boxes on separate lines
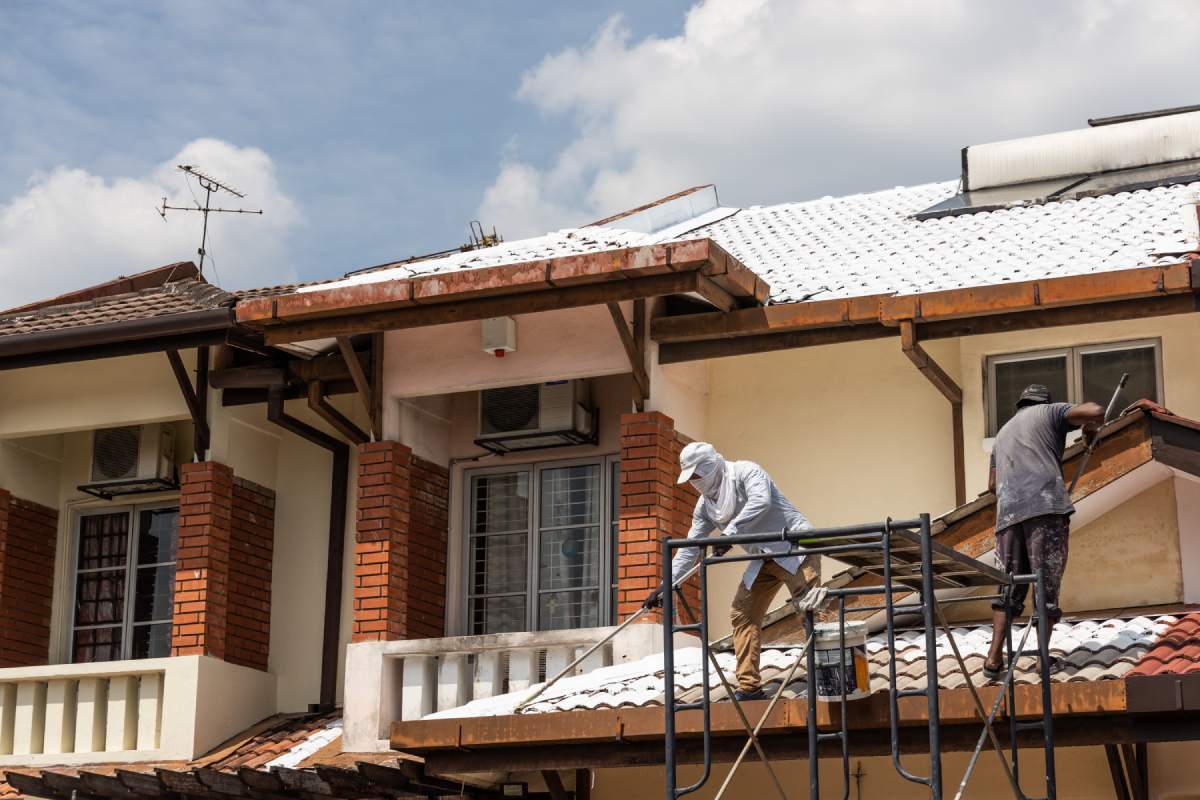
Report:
985,337,1163,436
69,500,179,663
462,454,620,635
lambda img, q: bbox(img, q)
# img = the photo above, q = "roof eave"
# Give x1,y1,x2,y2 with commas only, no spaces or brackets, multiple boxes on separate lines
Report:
653,261,1199,363
388,680,1125,771
235,238,770,345
0,308,234,370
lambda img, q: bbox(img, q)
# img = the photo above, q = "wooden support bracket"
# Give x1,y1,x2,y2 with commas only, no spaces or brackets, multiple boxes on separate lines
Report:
166,347,210,458
308,380,369,444
540,770,569,800
899,320,966,506
607,301,650,411
337,336,378,437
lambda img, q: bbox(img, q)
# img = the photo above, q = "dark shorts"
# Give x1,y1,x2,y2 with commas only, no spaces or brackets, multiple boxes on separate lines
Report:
991,513,1070,623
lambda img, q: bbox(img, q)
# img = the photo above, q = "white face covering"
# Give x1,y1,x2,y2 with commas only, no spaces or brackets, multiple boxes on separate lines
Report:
689,453,738,526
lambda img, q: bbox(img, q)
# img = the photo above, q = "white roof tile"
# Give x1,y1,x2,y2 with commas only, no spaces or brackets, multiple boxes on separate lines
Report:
424,614,1180,719
307,179,1200,304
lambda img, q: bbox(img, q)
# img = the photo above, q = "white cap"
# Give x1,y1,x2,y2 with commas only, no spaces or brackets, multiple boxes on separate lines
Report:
677,441,719,484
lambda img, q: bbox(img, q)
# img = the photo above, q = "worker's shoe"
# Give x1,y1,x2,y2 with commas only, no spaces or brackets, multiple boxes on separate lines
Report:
733,688,766,702
981,660,1005,682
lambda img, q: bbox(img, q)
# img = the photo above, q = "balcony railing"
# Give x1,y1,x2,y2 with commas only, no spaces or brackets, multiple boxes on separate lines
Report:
0,655,276,766
343,623,682,752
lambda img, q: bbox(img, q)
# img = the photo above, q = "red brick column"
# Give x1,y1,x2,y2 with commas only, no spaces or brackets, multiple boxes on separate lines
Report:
0,490,58,667
617,412,700,623
353,442,448,642
407,456,449,640
354,441,410,642
172,462,233,659
226,478,276,670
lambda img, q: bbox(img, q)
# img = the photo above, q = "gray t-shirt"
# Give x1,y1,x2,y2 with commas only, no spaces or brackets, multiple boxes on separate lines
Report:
990,402,1076,530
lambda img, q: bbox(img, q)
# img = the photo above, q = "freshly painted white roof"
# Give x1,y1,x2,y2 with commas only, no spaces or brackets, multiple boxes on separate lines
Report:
305,179,1200,305
421,614,1182,720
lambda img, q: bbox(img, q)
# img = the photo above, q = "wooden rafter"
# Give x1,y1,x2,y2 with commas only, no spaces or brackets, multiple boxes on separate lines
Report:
308,380,369,444
541,770,569,800
606,302,650,410
900,320,966,506
336,336,376,430
694,274,737,313
166,347,210,457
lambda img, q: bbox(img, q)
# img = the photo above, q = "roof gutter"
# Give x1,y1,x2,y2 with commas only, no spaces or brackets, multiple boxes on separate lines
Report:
0,308,233,370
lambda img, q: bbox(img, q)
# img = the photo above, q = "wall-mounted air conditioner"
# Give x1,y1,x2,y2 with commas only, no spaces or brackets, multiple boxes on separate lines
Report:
475,380,597,454
79,423,178,499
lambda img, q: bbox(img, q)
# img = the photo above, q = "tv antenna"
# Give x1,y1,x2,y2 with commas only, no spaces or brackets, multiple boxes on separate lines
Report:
158,165,263,275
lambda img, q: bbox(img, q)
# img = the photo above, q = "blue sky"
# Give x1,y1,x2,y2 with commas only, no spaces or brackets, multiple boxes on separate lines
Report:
2,1,1198,304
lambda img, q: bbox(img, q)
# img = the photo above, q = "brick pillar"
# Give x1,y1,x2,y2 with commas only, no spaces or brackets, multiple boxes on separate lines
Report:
407,456,449,639
226,478,276,670
0,490,58,667
353,442,448,642
617,412,700,623
172,461,233,659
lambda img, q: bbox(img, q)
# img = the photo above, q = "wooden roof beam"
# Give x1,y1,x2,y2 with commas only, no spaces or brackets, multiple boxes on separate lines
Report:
262,270,704,345
658,290,1199,364
652,262,1196,357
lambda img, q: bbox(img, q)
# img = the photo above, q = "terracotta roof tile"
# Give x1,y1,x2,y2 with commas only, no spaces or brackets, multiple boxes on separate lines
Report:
1127,612,1200,677
0,712,341,798
0,279,232,338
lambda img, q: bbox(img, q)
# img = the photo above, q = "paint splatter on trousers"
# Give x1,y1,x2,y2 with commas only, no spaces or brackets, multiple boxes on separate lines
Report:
991,513,1070,623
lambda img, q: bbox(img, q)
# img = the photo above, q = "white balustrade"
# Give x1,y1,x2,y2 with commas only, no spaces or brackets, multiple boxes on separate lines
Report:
344,622,686,752
0,655,276,767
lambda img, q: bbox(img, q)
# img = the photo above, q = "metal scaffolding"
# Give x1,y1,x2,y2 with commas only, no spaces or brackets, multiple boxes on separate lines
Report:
661,515,1059,800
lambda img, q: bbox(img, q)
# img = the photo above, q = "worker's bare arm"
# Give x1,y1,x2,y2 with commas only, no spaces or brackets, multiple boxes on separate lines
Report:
1067,401,1105,442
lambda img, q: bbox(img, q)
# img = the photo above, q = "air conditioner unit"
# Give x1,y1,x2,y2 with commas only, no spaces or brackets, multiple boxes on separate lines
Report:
79,423,177,499
475,380,597,454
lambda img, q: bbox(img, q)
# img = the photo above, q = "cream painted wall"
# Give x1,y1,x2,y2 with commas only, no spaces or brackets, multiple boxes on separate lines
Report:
959,313,1200,497
0,435,63,507
701,335,962,637
693,313,1200,637
210,394,366,712
0,352,192,439
383,305,631,403
0,347,366,715
589,742,1200,799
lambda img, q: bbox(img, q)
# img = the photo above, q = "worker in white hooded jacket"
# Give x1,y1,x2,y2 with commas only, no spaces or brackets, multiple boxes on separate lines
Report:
643,442,819,700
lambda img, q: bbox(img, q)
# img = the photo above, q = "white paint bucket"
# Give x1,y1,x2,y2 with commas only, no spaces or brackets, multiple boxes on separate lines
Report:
813,621,870,701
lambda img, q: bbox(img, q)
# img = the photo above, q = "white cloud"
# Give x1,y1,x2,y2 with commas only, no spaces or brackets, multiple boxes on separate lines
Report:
0,138,300,308
480,0,1200,238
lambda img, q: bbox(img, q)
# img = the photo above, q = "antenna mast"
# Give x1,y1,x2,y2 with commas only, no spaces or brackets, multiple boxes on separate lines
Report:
158,165,263,274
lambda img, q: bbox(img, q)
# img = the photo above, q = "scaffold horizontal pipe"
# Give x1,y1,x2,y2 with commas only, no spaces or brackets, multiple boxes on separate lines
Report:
666,519,923,550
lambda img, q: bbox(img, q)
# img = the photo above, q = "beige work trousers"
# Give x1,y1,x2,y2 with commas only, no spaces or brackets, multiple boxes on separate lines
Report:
730,556,820,692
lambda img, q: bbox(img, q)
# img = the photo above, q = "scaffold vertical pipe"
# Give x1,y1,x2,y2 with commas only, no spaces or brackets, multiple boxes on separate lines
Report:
1005,607,1020,790
918,513,944,799
805,608,819,798
1035,568,1058,800
838,595,851,800
663,538,678,799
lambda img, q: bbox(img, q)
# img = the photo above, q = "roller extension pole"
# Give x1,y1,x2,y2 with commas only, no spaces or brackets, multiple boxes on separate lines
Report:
516,563,701,711
1066,372,1128,496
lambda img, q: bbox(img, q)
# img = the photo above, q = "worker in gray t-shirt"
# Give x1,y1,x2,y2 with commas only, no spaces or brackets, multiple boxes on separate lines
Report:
982,384,1103,681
